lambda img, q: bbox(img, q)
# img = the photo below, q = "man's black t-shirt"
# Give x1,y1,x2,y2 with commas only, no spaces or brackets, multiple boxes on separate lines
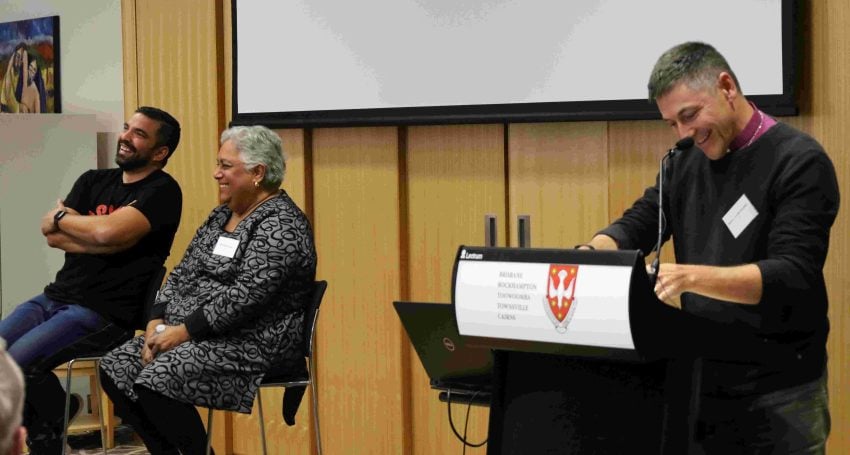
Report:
44,168,182,328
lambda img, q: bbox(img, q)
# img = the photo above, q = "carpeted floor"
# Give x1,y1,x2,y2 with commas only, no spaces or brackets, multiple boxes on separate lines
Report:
66,426,149,455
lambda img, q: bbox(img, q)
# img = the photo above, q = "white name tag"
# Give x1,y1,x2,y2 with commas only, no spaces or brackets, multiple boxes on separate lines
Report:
212,236,239,258
722,194,758,238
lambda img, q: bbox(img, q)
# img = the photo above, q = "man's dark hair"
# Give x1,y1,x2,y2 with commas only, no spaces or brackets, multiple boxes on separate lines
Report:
135,106,181,167
647,42,742,101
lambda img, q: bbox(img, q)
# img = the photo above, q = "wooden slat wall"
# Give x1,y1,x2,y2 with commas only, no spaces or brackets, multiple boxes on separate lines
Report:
312,127,405,454
406,124,505,454
124,1,848,453
808,2,850,453
508,122,609,248
607,120,679,264
121,0,224,273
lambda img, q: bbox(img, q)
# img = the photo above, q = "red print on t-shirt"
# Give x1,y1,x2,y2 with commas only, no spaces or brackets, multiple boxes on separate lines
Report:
89,204,118,216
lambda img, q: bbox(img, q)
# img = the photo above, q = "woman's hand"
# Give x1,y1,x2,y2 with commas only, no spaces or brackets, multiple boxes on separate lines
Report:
141,343,155,366
145,323,191,358
141,319,164,366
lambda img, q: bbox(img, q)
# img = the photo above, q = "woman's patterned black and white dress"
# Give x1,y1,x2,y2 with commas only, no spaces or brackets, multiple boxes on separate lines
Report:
100,190,317,413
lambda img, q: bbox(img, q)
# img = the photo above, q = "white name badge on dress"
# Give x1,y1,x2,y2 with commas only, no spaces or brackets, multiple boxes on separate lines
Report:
723,194,758,239
212,236,239,258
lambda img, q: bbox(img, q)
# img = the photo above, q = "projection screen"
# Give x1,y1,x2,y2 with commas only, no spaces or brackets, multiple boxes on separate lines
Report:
232,0,799,127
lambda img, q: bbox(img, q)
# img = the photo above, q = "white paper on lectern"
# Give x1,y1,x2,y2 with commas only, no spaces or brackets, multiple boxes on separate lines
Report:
455,260,635,350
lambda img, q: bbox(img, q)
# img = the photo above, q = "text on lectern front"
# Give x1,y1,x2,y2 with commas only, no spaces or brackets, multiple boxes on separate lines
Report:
454,256,635,350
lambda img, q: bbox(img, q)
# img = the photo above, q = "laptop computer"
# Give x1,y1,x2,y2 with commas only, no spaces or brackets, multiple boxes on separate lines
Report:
393,301,493,394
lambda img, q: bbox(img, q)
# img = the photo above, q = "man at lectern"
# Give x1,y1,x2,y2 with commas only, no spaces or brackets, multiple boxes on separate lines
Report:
581,42,838,454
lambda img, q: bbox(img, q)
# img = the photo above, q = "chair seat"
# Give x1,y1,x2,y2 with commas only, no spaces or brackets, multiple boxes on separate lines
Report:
261,357,308,385
261,371,309,385
57,329,134,368
68,351,111,360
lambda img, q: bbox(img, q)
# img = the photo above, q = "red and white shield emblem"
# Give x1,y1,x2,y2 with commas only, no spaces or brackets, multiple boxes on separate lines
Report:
545,264,578,332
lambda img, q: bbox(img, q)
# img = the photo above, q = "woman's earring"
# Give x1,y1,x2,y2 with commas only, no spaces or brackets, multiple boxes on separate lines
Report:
253,180,260,188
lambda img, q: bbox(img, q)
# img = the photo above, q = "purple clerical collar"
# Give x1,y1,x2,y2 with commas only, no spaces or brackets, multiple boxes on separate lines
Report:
728,102,777,151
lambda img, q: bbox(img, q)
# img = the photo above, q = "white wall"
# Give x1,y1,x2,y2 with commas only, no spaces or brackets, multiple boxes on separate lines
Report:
0,1,122,315
0,0,123,131
0,115,96,317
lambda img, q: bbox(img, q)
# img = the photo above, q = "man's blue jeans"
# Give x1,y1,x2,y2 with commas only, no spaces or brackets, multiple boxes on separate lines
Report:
0,293,127,371
0,293,132,452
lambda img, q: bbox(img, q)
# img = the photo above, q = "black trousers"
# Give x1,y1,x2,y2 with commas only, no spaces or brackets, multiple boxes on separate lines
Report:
20,322,132,455
99,369,213,455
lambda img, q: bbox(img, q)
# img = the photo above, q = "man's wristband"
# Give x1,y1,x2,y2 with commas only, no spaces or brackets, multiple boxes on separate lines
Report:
574,244,595,250
53,210,67,229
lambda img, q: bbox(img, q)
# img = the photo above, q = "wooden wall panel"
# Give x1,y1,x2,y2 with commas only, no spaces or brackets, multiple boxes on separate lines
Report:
606,121,672,223
278,129,308,209
406,124,505,454
125,0,224,273
223,0,233,124
120,0,137,111
607,120,677,264
312,127,404,454
508,122,608,248
808,2,849,453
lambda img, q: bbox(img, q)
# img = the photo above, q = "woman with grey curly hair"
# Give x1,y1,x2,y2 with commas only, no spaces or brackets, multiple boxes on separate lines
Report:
100,125,317,454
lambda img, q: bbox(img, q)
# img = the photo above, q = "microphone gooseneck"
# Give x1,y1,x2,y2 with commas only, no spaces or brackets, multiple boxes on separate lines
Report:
648,137,694,286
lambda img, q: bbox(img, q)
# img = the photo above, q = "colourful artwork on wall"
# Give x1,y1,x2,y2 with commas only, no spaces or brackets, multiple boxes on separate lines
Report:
0,16,60,113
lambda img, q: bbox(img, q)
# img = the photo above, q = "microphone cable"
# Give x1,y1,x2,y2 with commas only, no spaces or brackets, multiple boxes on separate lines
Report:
446,388,487,451
648,136,693,285
648,153,669,284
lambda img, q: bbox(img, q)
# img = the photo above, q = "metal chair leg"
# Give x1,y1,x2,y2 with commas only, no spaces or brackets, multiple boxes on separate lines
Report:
257,390,268,455
310,356,322,455
205,408,214,455
93,359,108,454
62,359,75,455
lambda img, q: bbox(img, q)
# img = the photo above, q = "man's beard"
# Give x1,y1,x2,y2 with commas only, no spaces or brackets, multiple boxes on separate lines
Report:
115,141,151,171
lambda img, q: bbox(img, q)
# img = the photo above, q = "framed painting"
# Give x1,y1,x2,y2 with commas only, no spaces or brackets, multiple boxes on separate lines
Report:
0,15,60,113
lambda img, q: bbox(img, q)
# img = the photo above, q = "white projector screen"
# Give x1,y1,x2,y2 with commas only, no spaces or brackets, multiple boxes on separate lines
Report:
233,0,799,127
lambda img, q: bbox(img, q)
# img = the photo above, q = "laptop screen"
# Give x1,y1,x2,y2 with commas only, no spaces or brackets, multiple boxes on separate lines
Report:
393,301,492,393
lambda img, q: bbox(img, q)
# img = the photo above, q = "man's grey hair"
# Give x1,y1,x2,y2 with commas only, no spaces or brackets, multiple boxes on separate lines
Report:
0,338,23,455
647,42,742,101
220,125,286,189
